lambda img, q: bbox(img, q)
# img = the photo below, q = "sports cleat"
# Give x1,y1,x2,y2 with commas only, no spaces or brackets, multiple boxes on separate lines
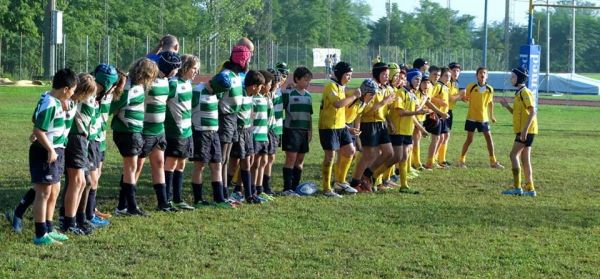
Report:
95,209,112,219
127,207,150,217
172,201,195,210
5,210,23,234
47,230,69,241
114,208,128,216
214,202,237,209
157,205,178,213
63,226,88,236
359,175,373,192
226,198,243,206
334,182,358,194
457,162,467,169
194,200,213,208
231,192,245,202
323,191,343,198
502,188,523,196
491,162,505,169
254,195,268,203
90,215,110,228
442,161,452,167
247,196,264,204
281,190,301,197
33,234,63,246
259,192,275,201
522,190,537,197
377,184,393,192
422,164,435,171
399,187,420,194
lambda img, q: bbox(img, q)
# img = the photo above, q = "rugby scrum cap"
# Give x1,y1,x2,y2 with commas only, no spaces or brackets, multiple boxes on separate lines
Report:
267,68,282,83
92,64,118,93
448,62,461,70
231,45,252,68
333,61,353,76
512,66,528,84
372,62,389,80
157,51,182,76
276,62,290,75
360,78,379,95
388,63,401,81
407,68,423,84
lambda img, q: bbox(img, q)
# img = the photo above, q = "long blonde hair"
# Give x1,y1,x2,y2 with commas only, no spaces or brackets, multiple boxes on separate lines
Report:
177,55,200,80
71,73,97,102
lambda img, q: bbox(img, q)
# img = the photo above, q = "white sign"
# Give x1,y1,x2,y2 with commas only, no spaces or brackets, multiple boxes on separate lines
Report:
52,10,63,45
312,48,340,67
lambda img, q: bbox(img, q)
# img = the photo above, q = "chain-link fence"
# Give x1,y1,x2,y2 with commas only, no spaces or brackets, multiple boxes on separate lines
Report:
0,31,513,80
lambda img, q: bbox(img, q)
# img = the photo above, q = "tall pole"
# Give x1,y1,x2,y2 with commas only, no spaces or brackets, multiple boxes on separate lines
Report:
504,0,510,71
546,0,551,93
528,0,534,44
44,0,57,78
571,0,576,74
483,0,489,66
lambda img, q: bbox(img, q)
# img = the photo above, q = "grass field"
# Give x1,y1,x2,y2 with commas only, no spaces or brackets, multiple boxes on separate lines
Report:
0,86,599,278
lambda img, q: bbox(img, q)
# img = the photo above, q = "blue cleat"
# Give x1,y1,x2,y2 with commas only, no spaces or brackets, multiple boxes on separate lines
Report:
501,188,523,196
90,215,110,228
231,192,245,203
5,210,23,233
522,190,537,197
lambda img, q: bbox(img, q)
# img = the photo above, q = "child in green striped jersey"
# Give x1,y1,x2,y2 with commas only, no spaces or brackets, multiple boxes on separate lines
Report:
164,55,198,211
111,58,159,216
29,69,77,245
263,68,283,197
251,70,275,201
281,67,313,195
135,51,182,213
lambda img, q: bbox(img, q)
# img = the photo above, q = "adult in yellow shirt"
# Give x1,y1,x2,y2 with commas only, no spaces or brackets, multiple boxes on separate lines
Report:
457,67,504,169
318,62,361,197
500,66,538,197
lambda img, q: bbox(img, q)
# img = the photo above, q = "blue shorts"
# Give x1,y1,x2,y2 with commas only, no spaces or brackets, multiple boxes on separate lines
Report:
447,110,454,130
390,135,413,146
232,128,254,159
359,122,391,147
190,130,222,163
465,120,490,133
424,115,449,135
140,133,167,158
515,133,535,147
165,136,193,158
282,128,309,153
113,131,144,157
319,128,353,151
65,134,89,169
266,130,279,155
87,140,101,171
30,145,65,184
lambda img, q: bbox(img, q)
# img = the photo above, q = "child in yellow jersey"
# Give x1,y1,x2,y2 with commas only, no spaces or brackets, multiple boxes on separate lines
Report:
349,63,395,192
457,67,504,169
441,62,464,167
500,67,538,197
411,73,432,170
318,62,361,198
423,67,451,170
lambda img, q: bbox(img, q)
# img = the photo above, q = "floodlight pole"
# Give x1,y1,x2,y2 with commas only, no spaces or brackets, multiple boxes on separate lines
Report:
483,0,488,67
571,0,576,74
44,0,57,78
546,0,550,94
528,0,534,44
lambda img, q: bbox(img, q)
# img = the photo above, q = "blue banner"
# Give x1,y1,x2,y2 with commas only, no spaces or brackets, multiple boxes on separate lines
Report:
519,44,541,107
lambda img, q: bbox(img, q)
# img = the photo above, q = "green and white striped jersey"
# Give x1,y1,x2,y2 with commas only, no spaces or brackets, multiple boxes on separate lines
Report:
70,95,96,137
111,82,145,133
191,83,219,132
252,94,269,142
32,92,66,149
213,69,244,114
165,78,193,138
87,100,100,141
143,77,170,136
271,88,284,135
97,93,113,151
62,100,77,144
237,94,254,129
282,89,313,130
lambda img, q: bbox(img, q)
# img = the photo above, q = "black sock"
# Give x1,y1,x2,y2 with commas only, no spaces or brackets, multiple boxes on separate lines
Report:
164,171,174,202
46,220,54,232
62,216,75,230
76,211,85,226
227,174,234,188
58,179,68,218
117,175,127,210
192,183,204,204
212,181,225,202
125,183,139,211
35,222,47,238
350,178,361,188
364,168,373,178
223,185,230,199
283,168,293,191
86,189,97,220
241,170,252,199
172,171,184,203
262,175,272,194
256,185,264,195
292,167,303,188
14,188,35,219
231,174,241,193
153,183,168,208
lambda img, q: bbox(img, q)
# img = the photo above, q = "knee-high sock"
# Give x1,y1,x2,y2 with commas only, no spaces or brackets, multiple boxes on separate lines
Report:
241,170,252,199
125,183,139,211
512,168,521,188
164,171,174,202
86,189,96,220
172,170,184,203
322,160,334,192
373,163,390,179
335,155,353,183
411,146,421,168
437,144,447,163
385,166,394,180
117,175,127,210
292,167,302,188
192,183,203,204
400,161,408,187
212,181,226,202
489,155,497,164
524,181,535,191
14,188,35,219
283,167,293,191
153,183,168,208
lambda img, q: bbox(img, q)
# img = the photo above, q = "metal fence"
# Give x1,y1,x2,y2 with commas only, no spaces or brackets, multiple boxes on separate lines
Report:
0,32,513,80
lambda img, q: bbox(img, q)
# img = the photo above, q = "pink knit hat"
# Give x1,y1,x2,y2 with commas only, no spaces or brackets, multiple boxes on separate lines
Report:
231,45,252,68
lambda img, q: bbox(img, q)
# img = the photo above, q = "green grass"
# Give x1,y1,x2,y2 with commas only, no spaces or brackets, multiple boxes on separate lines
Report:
0,86,599,278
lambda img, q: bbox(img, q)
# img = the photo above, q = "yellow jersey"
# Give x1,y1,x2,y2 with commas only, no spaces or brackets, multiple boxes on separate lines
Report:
513,87,538,134
345,99,365,124
389,87,418,136
318,80,347,129
448,80,460,110
415,89,429,122
361,85,392,123
465,82,494,122
431,82,450,113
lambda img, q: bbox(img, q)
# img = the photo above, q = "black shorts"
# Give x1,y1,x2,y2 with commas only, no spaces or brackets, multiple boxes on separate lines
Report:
140,133,167,158
319,128,353,151
30,145,65,184
254,140,269,155
98,150,105,163
390,135,413,146
266,130,278,155
65,134,89,169
87,140,101,171
447,110,454,130
231,128,254,159
424,115,448,135
359,122,391,147
113,131,144,157
282,128,309,153
218,113,237,144
465,120,490,133
165,136,193,158
190,130,222,163
515,133,535,147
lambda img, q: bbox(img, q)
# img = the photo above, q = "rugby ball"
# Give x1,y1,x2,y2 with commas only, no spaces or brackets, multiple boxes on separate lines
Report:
295,181,318,196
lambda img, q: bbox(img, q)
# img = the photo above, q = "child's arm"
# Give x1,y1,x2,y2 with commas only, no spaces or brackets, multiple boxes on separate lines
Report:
333,88,361,108
520,106,537,142
413,116,428,135
363,93,394,115
488,101,496,123
500,97,513,114
425,100,448,119
33,128,57,163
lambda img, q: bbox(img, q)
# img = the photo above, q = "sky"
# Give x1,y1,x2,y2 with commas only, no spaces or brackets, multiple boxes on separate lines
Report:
368,0,531,27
